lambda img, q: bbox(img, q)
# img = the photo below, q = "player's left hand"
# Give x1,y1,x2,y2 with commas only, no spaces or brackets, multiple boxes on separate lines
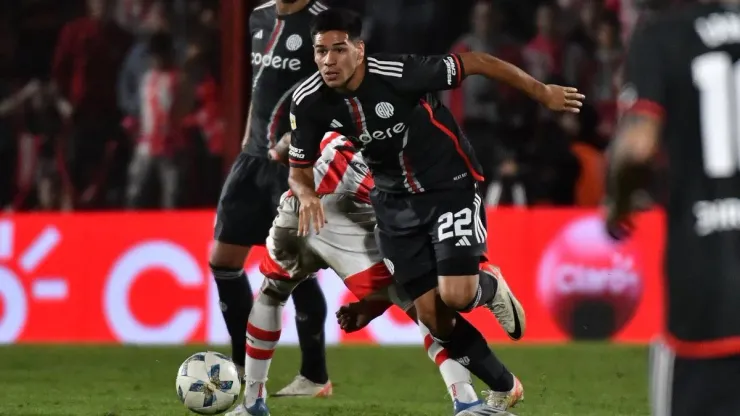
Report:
543,85,585,113
336,300,390,333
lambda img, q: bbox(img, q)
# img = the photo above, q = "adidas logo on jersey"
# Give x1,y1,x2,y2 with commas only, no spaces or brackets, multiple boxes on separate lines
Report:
330,119,343,128
455,236,472,246
254,29,263,39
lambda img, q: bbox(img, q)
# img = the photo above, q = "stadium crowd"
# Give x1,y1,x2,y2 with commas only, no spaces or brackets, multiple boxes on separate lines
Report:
0,0,642,211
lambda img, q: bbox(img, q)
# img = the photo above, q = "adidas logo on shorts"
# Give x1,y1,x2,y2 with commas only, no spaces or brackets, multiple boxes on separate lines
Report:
455,237,472,246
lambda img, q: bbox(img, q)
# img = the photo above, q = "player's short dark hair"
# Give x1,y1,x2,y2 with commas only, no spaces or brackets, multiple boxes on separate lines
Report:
310,8,363,40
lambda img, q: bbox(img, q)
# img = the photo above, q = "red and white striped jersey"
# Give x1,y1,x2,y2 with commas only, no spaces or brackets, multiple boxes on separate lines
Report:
312,132,374,203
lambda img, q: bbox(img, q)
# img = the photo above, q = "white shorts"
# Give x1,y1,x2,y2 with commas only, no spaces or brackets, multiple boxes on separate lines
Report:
259,192,412,310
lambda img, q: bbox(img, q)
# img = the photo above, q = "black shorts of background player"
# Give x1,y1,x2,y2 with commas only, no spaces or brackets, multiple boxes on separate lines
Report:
287,8,584,410
209,0,334,395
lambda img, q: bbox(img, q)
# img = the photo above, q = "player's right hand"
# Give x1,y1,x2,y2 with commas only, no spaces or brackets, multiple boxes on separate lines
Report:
298,195,326,236
543,85,585,113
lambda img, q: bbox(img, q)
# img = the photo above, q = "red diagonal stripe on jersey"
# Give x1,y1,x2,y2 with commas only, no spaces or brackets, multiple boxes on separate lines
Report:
263,20,284,54
319,131,344,153
356,169,374,203
421,100,485,182
347,98,364,133
316,147,353,195
401,153,423,193
344,261,393,300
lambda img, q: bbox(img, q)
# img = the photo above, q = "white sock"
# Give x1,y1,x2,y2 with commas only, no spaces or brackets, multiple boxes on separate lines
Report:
419,322,478,404
244,291,284,407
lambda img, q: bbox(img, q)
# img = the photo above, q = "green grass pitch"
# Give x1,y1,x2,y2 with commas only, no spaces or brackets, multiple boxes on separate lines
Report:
0,344,649,416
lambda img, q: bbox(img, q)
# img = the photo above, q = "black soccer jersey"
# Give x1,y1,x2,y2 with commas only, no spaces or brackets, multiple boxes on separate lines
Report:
244,0,330,158
622,4,740,346
288,53,484,193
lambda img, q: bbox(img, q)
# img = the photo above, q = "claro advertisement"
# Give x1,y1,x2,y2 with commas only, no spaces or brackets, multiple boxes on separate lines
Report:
0,209,665,345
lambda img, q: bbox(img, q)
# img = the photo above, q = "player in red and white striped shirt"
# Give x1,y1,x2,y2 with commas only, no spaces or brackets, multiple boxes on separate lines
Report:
231,131,514,416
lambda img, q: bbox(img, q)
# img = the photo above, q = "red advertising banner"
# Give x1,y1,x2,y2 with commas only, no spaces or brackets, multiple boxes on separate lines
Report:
0,209,665,344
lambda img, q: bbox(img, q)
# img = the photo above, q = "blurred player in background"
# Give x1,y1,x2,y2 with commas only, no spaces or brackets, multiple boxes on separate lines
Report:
607,1,740,415
229,131,520,416
210,0,333,397
289,9,582,411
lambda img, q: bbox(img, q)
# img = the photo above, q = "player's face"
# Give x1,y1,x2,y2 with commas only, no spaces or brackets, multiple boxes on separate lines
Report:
313,31,364,88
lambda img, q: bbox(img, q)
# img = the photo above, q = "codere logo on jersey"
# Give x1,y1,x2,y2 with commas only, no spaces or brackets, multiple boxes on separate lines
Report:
251,52,302,71
355,122,407,144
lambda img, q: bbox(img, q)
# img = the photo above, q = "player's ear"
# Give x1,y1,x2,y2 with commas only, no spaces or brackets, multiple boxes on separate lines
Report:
355,40,365,63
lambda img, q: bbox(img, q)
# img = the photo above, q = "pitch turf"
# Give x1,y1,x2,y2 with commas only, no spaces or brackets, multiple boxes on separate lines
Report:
0,344,648,416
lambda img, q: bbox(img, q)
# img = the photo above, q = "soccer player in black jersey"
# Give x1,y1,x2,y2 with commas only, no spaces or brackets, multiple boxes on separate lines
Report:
607,2,740,415
210,0,333,399
288,8,583,411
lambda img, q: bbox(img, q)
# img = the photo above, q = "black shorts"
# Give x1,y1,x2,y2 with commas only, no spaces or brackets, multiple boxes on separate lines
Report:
650,341,740,416
215,153,288,246
371,186,487,300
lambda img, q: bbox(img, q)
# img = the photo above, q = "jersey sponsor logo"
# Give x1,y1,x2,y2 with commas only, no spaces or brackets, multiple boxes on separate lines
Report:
285,34,303,51
290,112,297,130
251,52,302,71
443,56,457,86
289,144,305,159
354,122,407,144
375,102,394,119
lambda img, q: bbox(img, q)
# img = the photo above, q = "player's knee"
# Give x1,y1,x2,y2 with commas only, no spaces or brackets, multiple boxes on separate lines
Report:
259,279,292,303
438,275,479,310
209,241,251,269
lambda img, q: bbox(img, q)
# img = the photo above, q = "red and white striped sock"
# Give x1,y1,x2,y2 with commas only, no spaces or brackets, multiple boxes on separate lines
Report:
419,322,479,404
244,292,283,407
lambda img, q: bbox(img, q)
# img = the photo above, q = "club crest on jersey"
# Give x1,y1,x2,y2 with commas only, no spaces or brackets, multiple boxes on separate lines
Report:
375,102,394,119
286,34,303,51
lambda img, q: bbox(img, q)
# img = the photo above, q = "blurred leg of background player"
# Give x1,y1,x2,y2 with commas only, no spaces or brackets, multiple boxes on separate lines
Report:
210,152,330,394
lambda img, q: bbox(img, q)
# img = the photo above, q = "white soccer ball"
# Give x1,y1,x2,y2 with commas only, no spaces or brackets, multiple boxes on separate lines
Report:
176,351,242,415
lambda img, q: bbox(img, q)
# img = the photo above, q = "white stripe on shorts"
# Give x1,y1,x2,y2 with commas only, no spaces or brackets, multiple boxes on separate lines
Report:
650,339,675,416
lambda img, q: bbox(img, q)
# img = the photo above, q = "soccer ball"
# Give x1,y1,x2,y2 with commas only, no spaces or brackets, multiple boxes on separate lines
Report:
176,351,241,414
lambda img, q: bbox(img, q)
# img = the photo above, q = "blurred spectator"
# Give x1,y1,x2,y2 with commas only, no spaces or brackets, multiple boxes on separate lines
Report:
523,3,564,81
52,0,132,208
445,0,523,197
591,12,622,103
563,0,602,87
118,1,182,121
559,104,605,206
126,32,191,209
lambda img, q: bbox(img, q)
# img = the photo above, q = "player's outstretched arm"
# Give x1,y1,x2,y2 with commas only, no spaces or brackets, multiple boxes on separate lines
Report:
459,52,585,113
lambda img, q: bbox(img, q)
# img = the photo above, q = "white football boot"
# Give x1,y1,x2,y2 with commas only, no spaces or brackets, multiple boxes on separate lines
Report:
484,375,525,411
272,375,333,397
481,264,526,340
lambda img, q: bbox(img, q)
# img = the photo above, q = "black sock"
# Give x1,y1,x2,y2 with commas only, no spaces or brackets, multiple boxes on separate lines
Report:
210,264,253,368
291,276,329,384
462,270,499,312
436,315,514,392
